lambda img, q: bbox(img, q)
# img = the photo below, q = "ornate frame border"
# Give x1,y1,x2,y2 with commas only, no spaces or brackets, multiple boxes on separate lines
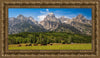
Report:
0,0,100,58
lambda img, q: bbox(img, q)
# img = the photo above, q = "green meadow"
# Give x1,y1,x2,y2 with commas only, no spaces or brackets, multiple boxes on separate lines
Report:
8,43,92,50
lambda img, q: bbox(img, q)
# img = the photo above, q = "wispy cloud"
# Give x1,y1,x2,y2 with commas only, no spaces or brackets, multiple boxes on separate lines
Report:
85,16,92,20
40,9,49,14
55,15,61,18
40,11,46,13
38,9,50,21
58,14,77,19
46,9,49,12
38,15,46,21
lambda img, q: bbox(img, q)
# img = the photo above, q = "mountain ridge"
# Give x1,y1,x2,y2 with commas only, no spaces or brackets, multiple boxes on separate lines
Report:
9,13,92,35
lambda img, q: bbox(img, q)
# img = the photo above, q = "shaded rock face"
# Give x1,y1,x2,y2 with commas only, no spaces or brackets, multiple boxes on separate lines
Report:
57,14,92,35
44,13,60,22
9,15,46,34
28,16,38,24
70,21,92,35
9,13,92,35
72,14,92,25
58,16,72,24
69,14,92,35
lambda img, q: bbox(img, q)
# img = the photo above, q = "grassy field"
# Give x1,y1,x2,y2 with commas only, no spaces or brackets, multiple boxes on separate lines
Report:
8,43,92,50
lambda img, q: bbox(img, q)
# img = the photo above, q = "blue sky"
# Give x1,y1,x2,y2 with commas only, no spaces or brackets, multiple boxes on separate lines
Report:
8,8,92,21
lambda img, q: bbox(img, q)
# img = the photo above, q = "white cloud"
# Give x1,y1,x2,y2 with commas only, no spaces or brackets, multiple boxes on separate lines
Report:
38,15,46,21
56,16,61,18
40,11,46,14
64,14,77,19
84,16,91,20
40,9,49,14
46,9,49,12
38,9,50,21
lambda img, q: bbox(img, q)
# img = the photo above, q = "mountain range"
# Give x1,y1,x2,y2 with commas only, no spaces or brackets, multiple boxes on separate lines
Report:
9,13,92,35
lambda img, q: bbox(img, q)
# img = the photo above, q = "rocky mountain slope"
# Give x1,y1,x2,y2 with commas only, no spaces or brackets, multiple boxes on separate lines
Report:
39,13,92,35
9,13,92,35
40,13,61,31
9,15,46,34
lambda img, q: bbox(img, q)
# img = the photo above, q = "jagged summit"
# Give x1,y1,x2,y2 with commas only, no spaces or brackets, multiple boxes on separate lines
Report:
43,12,57,21
28,16,38,24
78,14,83,17
28,16,34,20
9,15,46,34
46,12,55,17
17,14,24,18
48,12,54,16
40,12,60,30
76,14,84,19
17,14,25,20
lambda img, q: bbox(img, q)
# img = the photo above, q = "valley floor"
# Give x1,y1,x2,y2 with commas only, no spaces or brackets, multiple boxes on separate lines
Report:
8,43,92,50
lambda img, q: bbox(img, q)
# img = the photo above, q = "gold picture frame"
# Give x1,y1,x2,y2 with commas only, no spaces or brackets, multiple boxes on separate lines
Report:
0,0,100,58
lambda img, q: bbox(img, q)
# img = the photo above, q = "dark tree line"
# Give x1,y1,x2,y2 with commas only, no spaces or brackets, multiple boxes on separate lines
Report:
8,32,92,45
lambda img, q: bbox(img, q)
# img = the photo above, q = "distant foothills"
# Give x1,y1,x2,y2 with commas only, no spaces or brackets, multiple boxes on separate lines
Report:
9,13,92,35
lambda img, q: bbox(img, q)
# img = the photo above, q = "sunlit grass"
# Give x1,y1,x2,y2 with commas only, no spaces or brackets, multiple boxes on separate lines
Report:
8,43,92,50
